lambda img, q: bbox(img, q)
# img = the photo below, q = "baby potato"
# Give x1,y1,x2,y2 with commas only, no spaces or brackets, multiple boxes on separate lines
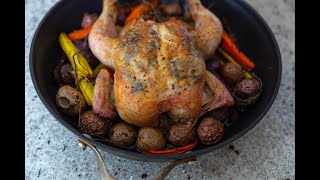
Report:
80,110,112,138
108,122,137,148
56,85,86,116
136,127,166,152
197,117,224,145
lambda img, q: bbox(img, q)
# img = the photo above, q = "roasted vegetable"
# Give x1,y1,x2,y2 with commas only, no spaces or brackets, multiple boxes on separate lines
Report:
59,32,93,77
136,127,166,152
73,40,100,69
234,77,262,106
220,31,255,71
219,62,243,85
125,0,158,25
197,117,224,145
206,55,222,72
218,48,252,79
78,76,94,106
59,33,96,106
91,63,106,78
59,63,75,85
144,139,198,155
90,63,114,79
53,54,67,84
81,13,98,28
235,78,261,98
68,23,94,41
80,110,112,138
108,122,137,148
56,85,86,116
166,122,197,147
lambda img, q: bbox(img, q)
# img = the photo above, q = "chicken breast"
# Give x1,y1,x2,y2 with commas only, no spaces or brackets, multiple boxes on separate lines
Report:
114,19,206,126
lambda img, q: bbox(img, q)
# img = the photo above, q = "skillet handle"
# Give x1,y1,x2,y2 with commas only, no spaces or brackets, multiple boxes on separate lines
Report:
78,139,116,180
78,138,196,180
152,157,197,180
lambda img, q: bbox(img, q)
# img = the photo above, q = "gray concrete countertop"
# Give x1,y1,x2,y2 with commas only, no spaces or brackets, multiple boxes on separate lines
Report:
25,0,295,179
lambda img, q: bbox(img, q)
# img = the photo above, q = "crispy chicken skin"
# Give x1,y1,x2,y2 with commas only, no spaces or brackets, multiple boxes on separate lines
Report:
89,0,232,127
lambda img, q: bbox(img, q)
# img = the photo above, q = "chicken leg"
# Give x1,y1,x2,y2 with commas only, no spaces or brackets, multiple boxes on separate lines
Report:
88,0,119,69
186,0,223,59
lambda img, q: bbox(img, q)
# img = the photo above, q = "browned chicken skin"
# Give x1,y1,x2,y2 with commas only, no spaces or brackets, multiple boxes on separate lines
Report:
89,0,234,127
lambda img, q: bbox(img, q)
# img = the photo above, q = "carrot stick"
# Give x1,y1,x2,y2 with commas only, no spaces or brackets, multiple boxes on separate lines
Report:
144,139,198,155
68,23,94,41
220,31,255,71
125,4,145,25
125,0,158,25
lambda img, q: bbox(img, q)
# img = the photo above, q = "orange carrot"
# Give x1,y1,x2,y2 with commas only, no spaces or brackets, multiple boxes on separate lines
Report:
220,31,255,71
144,139,198,155
125,4,145,25
125,0,158,25
68,23,94,41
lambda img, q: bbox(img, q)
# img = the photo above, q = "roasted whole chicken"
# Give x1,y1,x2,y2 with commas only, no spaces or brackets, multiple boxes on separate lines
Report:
89,0,234,127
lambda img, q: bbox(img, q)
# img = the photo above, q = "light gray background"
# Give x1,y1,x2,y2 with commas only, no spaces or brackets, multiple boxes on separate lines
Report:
25,0,295,179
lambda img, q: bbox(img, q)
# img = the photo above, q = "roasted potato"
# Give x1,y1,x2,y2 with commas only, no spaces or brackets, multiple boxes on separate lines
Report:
136,127,166,152
56,85,86,116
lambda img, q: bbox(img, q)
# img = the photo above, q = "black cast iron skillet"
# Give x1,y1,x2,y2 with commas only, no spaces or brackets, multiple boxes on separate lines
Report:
29,0,281,162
